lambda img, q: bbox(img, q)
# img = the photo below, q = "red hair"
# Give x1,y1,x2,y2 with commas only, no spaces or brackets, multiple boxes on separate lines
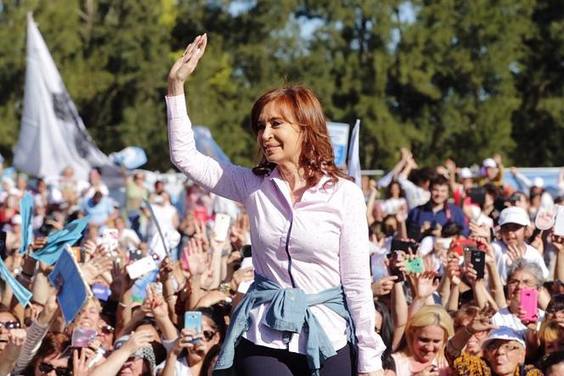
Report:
250,86,349,188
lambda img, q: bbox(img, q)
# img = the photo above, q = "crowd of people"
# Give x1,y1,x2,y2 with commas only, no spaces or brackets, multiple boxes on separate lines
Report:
0,35,563,376
0,148,562,376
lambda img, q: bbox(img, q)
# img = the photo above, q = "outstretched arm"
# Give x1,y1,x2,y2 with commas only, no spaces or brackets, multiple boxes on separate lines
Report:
167,35,258,202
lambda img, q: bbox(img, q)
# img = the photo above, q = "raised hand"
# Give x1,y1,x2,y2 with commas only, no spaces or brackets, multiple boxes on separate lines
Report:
372,276,398,296
184,238,209,277
506,244,525,265
409,271,439,299
467,304,496,334
121,330,153,355
168,34,208,84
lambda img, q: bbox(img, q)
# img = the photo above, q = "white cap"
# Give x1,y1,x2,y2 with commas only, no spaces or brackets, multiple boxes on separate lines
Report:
482,327,525,349
499,206,530,227
533,177,544,188
483,158,497,168
459,167,473,179
11,214,21,225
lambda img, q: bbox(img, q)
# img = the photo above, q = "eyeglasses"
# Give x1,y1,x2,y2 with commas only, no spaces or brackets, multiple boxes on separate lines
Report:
202,329,217,342
507,279,537,288
99,324,114,335
38,363,71,376
0,321,21,329
484,342,522,354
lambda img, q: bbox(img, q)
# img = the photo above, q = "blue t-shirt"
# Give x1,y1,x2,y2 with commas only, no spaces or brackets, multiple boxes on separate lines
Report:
407,201,468,237
81,196,114,226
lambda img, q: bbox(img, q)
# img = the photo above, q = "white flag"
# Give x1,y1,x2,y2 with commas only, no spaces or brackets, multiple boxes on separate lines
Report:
347,119,362,188
14,14,114,182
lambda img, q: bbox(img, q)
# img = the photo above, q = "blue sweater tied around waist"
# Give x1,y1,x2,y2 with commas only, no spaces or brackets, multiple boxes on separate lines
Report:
213,274,356,375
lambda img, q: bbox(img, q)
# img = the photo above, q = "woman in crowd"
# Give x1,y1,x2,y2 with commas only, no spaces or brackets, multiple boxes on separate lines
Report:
160,306,225,376
391,305,454,376
166,34,384,375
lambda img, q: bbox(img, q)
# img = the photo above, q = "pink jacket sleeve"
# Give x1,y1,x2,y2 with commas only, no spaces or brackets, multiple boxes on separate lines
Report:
339,182,386,373
166,95,260,203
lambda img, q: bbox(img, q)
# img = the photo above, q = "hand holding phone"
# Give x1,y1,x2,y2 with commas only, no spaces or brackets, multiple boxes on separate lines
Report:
71,327,97,348
464,247,485,279
386,251,405,282
184,311,202,344
519,288,539,323
213,213,231,242
404,256,425,274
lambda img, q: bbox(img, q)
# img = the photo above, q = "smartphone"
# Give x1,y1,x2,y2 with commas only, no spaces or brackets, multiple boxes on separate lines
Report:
520,288,539,322
241,244,252,258
237,257,254,293
71,327,98,348
386,251,405,282
405,257,425,274
213,213,231,242
184,311,202,344
470,249,485,279
91,283,112,301
125,256,158,279
97,228,119,257
129,248,144,262
554,205,564,236
0,231,7,260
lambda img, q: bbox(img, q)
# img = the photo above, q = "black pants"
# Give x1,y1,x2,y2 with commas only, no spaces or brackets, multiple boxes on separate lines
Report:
234,338,355,376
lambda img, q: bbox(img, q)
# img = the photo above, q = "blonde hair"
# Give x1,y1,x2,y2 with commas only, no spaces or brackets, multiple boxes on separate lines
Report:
404,305,454,359
539,320,564,346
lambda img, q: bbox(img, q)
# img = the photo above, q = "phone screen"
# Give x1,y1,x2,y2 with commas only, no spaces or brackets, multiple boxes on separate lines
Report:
184,311,202,343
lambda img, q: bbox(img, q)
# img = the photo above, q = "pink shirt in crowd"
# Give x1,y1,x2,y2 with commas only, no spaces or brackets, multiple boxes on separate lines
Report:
166,95,385,372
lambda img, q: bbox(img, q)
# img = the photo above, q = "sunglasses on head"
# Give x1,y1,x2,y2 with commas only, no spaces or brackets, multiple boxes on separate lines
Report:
0,321,21,329
38,363,71,376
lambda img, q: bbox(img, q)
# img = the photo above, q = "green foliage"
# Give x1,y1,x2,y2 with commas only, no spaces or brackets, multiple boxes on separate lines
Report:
0,0,562,172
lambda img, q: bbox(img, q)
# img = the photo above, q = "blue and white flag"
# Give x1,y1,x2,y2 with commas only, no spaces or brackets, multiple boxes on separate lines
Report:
327,122,350,168
14,14,115,182
32,217,90,265
0,258,32,306
19,192,34,254
193,126,231,164
110,146,147,170
48,248,89,323
347,119,362,188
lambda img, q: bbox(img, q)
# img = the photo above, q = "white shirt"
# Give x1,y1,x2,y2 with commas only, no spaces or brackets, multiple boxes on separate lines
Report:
492,307,545,338
397,177,430,210
167,95,385,372
492,241,549,284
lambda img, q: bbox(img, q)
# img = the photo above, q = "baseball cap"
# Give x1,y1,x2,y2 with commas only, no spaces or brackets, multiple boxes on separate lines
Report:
483,158,497,168
499,206,530,227
459,167,473,179
482,327,525,349
533,177,544,188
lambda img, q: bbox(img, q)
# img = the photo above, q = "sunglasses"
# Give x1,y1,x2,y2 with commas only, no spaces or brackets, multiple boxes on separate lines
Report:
38,363,71,376
202,329,217,342
0,321,21,329
99,324,114,335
